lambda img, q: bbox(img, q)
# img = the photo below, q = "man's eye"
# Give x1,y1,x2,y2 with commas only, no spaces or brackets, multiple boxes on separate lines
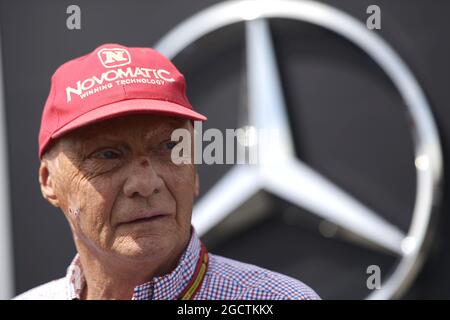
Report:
92,149,122,160
163,141,178,150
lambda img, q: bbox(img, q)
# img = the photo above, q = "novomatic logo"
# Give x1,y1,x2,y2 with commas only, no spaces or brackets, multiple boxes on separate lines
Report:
65,67,175,102
97,48,131,68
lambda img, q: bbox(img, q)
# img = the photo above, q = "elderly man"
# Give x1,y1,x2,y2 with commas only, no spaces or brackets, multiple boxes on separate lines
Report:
15,44,320,300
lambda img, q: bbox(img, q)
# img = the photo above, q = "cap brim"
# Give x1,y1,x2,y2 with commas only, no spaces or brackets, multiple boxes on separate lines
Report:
51,98,207,139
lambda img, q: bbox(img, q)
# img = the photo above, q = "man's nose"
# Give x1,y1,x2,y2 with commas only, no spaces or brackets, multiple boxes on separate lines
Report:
123,156,164,198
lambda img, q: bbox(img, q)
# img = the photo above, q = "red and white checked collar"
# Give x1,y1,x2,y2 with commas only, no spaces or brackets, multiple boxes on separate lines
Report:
52,226,322,301
66,226,204,300
16,229,320,300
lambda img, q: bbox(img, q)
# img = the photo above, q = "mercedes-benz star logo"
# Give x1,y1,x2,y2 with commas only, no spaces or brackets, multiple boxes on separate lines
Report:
154,0,443,299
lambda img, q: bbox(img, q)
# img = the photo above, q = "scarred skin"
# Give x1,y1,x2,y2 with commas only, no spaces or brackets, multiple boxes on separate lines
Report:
38,114,199,300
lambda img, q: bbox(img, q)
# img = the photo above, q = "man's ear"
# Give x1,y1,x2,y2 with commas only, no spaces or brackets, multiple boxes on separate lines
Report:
194,172,200,197
39,160,60,208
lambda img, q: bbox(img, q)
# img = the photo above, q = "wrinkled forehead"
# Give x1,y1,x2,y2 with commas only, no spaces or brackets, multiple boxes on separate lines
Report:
52,114,192,155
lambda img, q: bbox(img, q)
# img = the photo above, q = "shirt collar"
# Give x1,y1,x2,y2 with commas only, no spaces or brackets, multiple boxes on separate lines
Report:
65,225,203,300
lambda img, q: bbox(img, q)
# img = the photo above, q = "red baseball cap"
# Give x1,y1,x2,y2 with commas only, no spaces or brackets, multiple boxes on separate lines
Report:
38,43,207,159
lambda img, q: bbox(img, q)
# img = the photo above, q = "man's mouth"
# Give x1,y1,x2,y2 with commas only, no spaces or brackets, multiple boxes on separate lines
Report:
118,212,170,226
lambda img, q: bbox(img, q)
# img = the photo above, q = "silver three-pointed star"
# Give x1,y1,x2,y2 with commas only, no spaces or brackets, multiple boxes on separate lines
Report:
155,0,442,299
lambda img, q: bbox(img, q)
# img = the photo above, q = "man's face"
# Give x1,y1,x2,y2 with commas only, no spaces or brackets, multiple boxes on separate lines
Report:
40,114,198,263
